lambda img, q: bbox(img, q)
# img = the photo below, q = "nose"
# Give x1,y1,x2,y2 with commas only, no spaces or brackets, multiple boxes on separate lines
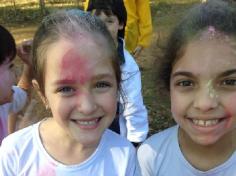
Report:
76,91,97,115
193,88,218,112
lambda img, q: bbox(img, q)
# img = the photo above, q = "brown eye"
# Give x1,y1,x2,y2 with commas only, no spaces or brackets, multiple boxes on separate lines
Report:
176,80,193,87
96,81,111,88
222,79,236,86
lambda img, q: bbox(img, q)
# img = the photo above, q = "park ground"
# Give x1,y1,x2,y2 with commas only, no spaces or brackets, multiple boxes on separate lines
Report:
1,0,200,135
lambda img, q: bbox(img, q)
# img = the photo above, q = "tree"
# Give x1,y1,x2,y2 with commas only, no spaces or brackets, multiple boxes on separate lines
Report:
39,0,46,16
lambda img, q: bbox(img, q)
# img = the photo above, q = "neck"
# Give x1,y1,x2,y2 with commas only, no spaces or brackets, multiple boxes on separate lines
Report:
178,128,236,171
39,118,98,165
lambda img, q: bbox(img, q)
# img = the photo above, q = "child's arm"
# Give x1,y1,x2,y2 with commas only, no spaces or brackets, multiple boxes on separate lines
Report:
121,51,149,143
17,40,33,94
8,112,18,134
7,40,33,134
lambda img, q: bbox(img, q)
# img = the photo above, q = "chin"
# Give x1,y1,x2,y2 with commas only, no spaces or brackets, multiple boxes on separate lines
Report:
190,135,223,147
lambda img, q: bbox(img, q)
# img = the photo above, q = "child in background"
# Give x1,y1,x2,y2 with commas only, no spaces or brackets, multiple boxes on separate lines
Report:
0,25,32,144
0,10,137,175
137,0,236,175
84,0,153,58
87,0,148,146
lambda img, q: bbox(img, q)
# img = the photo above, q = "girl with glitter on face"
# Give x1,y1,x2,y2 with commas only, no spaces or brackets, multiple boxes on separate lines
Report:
137,0,236,175
0,10,137,175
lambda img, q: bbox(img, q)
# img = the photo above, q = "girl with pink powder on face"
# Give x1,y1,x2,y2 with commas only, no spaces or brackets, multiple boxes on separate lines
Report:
0,10,137,176
0,25,32,144
137,0,236,175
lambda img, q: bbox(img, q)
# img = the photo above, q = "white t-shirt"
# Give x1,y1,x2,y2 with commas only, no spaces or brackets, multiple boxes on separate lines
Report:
0,86,27,144
137,125,236,176
0,121,138,176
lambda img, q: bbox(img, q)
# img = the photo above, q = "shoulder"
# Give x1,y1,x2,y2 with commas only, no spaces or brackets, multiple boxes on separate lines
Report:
137,125,178,160
122,49,139,72
0,123,41,174
103,129,135,149
144,125,177,146
136,126,178,175
101,129,136,159
1,123,38,152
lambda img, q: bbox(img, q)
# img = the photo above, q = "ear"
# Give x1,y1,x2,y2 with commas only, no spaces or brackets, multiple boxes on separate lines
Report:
32,79,49,109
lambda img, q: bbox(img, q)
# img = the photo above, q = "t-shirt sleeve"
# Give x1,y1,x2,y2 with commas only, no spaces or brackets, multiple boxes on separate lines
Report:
0,139,17,175
10,86,27,113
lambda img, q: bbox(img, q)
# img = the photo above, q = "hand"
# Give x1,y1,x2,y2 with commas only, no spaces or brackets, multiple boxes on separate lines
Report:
132,45,143,58
17,39,33,66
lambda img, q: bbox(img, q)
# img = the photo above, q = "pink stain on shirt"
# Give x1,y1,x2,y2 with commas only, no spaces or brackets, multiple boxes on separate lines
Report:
38,163,56,176
60,49,91,85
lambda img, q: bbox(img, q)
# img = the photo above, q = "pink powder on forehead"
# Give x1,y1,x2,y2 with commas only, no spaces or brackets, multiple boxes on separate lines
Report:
60,49,91,85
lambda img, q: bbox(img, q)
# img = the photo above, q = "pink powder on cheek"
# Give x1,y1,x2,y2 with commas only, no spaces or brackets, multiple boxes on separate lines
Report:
222,94,236,128
60,49,91,85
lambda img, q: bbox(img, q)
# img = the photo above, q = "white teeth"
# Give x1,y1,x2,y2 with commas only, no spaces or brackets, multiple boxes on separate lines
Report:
75,119,98,126
192,119,219,127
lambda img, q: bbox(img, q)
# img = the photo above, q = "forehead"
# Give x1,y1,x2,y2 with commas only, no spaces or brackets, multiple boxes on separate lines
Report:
173,37,236,75
45,35,113,73
92,10,117,19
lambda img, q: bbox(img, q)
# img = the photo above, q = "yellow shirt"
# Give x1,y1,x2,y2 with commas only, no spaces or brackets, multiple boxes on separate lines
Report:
84,0,152,52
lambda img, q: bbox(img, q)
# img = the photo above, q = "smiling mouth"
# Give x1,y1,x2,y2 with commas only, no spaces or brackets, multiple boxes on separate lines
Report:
71,117,102,127
189,118,225,127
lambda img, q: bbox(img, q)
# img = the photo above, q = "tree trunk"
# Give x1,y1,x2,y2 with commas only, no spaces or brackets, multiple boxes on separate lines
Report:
39,0,46,16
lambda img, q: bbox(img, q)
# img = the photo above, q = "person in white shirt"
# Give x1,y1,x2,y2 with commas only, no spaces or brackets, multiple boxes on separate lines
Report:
0,10,137,175
137,0,236,175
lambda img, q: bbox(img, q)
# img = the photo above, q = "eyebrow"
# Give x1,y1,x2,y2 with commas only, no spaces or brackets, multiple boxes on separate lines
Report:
172,69,236,79
54,79,77,85
92,73,115,80
54,73,115,85
218,69,236,77
171,71,194,78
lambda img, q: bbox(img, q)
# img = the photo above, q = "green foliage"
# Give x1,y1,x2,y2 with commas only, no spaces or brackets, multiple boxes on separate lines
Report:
0,1,82,24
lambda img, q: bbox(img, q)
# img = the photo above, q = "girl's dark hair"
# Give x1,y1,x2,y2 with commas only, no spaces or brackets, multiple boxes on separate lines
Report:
0,25,16,65
87,0,127,38
159,0,236,90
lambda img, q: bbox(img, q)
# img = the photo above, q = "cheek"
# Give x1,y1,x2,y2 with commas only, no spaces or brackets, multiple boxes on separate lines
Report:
103,92,118,116
223,93,236,117
170,89,189,121
0,70,14,100
170,90,181,116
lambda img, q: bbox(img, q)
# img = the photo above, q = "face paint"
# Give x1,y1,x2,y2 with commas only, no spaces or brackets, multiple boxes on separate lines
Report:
206,80,218,99
60,49,91,85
